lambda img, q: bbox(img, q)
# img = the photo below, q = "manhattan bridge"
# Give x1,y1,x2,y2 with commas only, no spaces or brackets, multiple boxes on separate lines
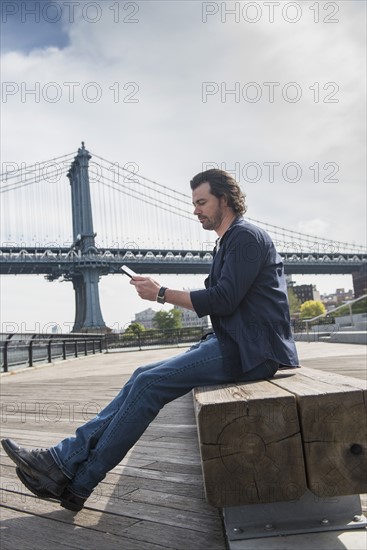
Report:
1,143,366,332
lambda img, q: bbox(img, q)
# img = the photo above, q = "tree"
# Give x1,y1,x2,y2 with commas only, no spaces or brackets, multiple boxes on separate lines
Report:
153,308,182,331
124,322,145,335
287,288,301,316
299,300,326,320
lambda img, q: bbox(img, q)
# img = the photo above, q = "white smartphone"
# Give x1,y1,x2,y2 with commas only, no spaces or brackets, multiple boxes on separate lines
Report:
120,265,137,278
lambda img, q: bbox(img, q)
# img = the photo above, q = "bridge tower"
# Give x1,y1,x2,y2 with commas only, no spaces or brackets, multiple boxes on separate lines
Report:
67,142,107,333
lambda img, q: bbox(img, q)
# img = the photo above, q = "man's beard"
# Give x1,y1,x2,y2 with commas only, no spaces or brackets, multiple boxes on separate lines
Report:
200,208,223,231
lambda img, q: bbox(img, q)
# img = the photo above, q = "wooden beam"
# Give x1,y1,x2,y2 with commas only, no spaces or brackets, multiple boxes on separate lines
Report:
270,367,367,497
193,380,307,507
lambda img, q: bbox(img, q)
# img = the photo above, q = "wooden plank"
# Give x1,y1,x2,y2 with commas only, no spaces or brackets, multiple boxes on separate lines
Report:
143,460,202,476
275,366,367,390
0,507,167,550
0,463,204,502
111,464,203,485
2,488,222,550
193,380,307,506
126,488,219,517
271,368,367,497
123,519,225,550
0,477,219,535
104,474,204,500
0,487,139,533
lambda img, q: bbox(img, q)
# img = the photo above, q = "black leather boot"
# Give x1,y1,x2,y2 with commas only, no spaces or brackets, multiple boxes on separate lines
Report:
1,438,69,496
15,467,86,512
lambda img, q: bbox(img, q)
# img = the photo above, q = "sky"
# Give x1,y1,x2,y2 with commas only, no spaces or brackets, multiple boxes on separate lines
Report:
0,0,366,333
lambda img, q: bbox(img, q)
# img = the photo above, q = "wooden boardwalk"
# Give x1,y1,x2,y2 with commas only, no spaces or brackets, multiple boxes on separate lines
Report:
0,348,226,550
1,342,366,549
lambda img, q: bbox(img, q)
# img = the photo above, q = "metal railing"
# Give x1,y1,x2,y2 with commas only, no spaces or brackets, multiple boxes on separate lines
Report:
1,333,106,373
1,327,210,372
105,326,210,352
299,294,367,338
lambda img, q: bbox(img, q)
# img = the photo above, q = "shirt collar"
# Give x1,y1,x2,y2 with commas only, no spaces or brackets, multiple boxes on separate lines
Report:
216,216,243,250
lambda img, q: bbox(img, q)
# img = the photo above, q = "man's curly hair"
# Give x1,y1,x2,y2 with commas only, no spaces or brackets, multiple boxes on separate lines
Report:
190,169,247,216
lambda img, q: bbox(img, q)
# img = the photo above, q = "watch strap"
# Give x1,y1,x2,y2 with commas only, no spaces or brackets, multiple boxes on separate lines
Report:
157,286,168,304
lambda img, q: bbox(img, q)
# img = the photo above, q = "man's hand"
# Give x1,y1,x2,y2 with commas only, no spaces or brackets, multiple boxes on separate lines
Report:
130,276,160,302
130,276,194,310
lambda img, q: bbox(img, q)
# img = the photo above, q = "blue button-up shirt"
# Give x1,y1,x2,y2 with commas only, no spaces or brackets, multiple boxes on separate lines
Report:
190,217,299,377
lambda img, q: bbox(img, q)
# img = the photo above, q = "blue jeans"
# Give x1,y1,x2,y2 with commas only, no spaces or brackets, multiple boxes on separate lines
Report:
50,335,278,498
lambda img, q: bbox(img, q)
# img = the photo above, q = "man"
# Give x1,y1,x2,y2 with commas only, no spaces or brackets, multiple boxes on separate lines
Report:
1,169,299,512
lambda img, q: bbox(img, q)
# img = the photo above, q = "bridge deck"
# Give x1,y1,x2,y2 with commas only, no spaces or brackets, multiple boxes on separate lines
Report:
1,343,366,549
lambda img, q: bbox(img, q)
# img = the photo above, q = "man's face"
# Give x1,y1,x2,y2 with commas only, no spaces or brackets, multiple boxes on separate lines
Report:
192,182,225,231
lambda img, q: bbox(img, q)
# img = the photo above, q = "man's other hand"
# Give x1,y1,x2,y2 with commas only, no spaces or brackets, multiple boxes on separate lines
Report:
130,276,161,302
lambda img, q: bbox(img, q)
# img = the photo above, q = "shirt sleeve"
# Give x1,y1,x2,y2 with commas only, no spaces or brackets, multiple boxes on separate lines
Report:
191,229,267,318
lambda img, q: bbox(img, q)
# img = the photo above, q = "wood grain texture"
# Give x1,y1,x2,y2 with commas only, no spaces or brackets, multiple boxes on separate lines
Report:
194,381,307,506
270,367,367,497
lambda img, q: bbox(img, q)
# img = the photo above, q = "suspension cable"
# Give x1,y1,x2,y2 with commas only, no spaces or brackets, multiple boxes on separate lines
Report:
2,150,365,252
91,153,193,203
0,152,75,180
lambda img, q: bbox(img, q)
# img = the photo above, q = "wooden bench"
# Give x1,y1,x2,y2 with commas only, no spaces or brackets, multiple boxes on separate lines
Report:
193,366,367,539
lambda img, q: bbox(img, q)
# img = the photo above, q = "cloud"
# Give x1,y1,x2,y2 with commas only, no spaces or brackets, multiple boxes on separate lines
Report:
0,0,69,53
